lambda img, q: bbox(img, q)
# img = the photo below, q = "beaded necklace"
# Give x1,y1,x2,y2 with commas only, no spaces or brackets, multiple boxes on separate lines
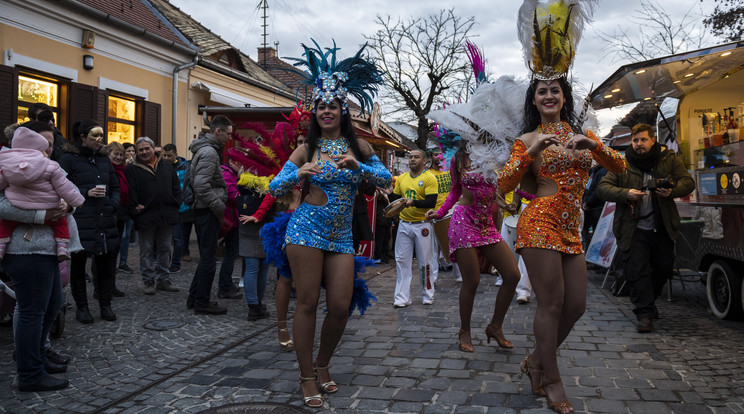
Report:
318,137,349,159
538,121,574,142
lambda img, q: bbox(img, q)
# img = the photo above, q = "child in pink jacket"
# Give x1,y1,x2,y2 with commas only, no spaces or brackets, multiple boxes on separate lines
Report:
0,127,85,260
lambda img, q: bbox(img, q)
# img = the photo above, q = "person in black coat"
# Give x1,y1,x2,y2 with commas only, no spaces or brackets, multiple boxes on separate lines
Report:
58,120,120,323
581,164,608,249
125,137,181,294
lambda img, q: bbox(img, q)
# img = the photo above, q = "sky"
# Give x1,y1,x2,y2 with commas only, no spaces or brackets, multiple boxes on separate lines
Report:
168,0,723,136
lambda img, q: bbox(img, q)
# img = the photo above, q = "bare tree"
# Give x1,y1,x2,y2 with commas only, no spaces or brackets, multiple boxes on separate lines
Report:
364,9,475,150
597,0,713,63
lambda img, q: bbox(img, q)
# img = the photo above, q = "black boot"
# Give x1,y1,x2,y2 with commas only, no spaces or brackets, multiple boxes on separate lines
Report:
76,306,94,324
247,304,269,321
100,305,117,321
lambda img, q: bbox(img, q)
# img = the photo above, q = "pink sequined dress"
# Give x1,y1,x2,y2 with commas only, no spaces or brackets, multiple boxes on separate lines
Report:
434,166,504,262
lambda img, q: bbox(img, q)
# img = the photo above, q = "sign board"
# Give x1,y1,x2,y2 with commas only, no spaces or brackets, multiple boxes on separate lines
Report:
585,202,617,268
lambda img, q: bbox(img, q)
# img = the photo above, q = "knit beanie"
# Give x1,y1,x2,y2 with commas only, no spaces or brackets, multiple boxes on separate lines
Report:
11,127,50,152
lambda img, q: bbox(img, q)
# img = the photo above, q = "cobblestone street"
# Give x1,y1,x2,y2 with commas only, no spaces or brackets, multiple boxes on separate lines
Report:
1,242,744,413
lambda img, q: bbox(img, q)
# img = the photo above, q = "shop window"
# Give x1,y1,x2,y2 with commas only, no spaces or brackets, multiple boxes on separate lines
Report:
107,95,136,144
17,75,59,124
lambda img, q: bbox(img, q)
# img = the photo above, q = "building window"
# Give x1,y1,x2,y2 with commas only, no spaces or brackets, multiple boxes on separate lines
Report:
17,74,59,123
107,95,136,144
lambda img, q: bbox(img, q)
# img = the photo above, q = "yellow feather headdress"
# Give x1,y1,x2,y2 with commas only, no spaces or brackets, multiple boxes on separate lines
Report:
517,0,597,81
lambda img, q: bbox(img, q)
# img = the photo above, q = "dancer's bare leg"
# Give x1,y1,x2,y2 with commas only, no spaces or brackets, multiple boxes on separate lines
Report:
557,253,587,346
521,248,573,412
453,248,479,350
286,245,324,399
314,253,354,386
481,242,519,329
275,275,293,347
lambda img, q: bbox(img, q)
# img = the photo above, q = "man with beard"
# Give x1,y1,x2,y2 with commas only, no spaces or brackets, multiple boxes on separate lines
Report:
597,124,693,333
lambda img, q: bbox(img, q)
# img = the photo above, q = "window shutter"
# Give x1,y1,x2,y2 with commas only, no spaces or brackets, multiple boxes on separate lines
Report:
97,89,108,134
0,65,19,137
68,82,99,138
142,100,161,144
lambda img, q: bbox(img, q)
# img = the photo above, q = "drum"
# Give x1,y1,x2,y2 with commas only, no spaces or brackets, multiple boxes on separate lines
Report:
383,198,408,218
502,214,520,259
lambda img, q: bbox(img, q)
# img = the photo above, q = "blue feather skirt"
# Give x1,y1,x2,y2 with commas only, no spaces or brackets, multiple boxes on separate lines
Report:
260,211,377,315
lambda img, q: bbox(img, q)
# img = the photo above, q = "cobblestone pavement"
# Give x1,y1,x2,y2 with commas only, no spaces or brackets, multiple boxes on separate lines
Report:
1,242,744,413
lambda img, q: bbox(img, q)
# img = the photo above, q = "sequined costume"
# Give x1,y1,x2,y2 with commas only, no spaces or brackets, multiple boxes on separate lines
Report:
497,121,625,254
435,167,504,261
269,152,391,254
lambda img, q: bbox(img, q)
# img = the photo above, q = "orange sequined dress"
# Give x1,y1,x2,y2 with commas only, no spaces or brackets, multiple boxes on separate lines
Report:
497,121,625,254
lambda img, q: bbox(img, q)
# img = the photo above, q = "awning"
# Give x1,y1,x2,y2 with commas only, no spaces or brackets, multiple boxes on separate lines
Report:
191,82,268,108
589,41,744,110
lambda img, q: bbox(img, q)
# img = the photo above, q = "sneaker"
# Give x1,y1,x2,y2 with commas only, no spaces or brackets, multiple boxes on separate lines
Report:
637,317,654,333
181,255,191,262
517,295,530,304
393,302,411,308
494,276,503,286
194,302,227,315
143,284,156,295
117,264,133,274
156,280,179,292
423,300,434,305
455,276,463,282
217,285,243,299
75,307,94,324
247,304,270,320
169,266,180,273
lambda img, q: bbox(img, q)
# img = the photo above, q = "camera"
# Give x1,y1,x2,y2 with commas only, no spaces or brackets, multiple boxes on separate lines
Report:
645,176,676,191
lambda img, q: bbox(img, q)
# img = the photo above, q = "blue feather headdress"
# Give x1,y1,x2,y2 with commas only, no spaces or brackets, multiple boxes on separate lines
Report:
286,39,384,114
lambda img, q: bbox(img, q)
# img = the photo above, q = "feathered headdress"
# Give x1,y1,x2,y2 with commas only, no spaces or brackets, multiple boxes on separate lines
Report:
284,101,312,137
432,120,461,172
517,0,596,81
428,41,528,180
227,122,297,192
286,39,385,114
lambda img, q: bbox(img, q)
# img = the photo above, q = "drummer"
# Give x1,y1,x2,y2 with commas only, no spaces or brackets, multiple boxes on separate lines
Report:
428,151,461,283
390,149,438,308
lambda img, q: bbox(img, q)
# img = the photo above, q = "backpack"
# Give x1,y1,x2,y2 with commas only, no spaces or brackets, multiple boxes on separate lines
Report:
181,162,195,207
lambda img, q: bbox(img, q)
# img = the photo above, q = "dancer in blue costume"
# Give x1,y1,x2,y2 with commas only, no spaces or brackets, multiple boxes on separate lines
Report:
268,40,391,409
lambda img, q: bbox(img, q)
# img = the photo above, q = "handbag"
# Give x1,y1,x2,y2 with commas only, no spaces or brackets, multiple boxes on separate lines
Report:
236,187,263,217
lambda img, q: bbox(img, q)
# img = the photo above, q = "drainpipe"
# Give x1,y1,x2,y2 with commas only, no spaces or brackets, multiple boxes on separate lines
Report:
172,54,200,145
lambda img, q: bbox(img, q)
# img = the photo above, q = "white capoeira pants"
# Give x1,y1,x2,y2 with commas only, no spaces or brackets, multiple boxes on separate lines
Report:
394,220,436,305
501,217,531,299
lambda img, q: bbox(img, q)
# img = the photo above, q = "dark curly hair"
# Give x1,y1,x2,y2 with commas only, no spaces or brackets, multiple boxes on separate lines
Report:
521,77,580,134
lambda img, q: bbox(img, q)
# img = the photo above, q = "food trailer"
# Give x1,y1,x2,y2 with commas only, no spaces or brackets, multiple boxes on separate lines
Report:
589,41,744,320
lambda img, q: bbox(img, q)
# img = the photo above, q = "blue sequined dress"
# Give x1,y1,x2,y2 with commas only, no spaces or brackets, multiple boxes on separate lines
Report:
269,152,391,254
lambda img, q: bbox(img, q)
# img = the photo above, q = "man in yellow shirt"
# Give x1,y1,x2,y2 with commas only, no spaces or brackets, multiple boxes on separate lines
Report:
427,152,460,282
391,150,438,307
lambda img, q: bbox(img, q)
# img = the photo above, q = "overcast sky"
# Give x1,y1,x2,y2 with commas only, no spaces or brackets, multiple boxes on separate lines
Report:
168,0,722,135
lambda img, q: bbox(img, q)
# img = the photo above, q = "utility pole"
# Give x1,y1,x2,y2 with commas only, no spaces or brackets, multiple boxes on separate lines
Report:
260,0,268,65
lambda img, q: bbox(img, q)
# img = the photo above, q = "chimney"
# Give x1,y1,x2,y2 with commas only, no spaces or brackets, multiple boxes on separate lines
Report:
257,47,276,66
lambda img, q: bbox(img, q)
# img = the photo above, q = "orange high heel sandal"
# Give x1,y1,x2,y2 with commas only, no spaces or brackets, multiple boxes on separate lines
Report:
457,329,474,352
542,376,574,414
518,354,546,396
485,324,514,349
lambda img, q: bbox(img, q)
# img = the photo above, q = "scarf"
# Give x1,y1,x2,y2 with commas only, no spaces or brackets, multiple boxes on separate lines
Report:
113,162,129,207
625,142,662,173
